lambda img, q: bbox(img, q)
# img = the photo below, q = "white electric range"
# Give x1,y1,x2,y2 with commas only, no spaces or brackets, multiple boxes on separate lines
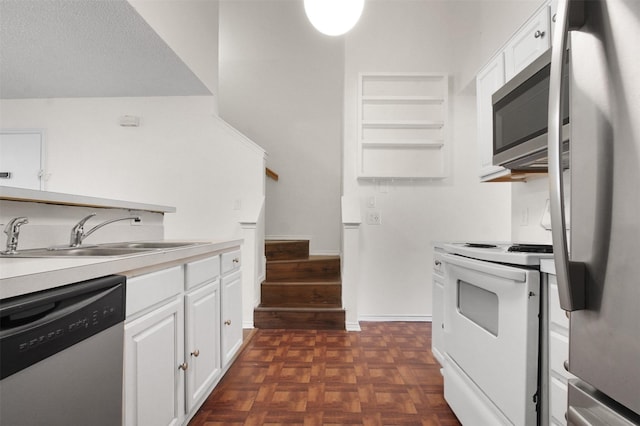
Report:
433,242,553,426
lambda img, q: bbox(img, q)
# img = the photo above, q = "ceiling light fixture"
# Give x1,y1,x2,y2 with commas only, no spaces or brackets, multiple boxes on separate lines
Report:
304,0,365,36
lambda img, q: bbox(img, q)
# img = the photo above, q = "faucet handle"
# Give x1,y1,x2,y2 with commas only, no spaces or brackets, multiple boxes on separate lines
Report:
70,213,96,246
74,213,96,228
4,217,29,235
3,217,29,254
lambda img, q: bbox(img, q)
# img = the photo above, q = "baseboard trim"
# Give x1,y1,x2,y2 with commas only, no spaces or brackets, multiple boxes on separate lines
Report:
345,321,361,332
358,315,432,322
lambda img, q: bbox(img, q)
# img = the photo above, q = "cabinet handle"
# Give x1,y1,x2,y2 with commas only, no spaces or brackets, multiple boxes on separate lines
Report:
534,30,545,38
434,260,441,266
232,258,240,264
224,320,232,326
178,362,189,371
552,13,557,23
563,360,570,372
191,349,200,357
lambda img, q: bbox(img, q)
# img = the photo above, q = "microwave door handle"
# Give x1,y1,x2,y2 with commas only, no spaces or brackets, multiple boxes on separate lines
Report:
548,0,585,311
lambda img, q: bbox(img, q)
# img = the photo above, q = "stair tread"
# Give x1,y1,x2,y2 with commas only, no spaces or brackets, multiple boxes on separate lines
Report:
262,279,342,285
256,306,344,312
268,255,340,264
259,239,344,329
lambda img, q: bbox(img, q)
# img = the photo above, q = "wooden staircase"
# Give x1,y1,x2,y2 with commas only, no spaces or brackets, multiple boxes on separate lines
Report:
254,240,345,330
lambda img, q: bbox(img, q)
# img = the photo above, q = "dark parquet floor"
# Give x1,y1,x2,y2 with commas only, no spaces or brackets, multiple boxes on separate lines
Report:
189,322,461,426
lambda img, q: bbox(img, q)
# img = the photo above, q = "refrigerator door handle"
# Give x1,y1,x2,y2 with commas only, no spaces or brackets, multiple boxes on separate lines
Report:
548,0,586,311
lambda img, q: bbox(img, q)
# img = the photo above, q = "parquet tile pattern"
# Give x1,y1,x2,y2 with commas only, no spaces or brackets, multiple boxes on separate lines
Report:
189,322,461,426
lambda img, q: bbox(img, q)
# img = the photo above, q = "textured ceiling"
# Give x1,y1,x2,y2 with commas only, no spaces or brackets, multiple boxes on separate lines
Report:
0,0,211,99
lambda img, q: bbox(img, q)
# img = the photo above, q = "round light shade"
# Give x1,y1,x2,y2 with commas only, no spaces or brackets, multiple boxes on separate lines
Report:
304,0,365,36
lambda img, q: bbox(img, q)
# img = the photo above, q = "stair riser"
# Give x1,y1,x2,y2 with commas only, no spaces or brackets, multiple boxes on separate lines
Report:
254,310,345,330
267,259,341,281
265,240,309,261
261,284,342,308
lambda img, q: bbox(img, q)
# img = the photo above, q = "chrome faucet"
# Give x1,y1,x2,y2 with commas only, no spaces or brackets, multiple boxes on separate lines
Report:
70,213,141,247
3,217,29,254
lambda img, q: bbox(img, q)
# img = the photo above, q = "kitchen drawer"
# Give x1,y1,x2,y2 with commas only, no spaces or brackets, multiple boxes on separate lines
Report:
548,275,570,328
185,255,220,290
550,375,569,425
126,266,183,318
221,250,241,275
549,329,573,381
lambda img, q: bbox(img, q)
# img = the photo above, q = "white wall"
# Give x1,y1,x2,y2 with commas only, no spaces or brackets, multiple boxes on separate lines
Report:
511,176,553,243
0,96,265,241
343,1,520,320
215,0,548,320
129,0,220,100
218,0,343,255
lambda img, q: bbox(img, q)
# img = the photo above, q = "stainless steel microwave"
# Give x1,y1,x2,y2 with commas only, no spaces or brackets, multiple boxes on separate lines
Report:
492,49,570,171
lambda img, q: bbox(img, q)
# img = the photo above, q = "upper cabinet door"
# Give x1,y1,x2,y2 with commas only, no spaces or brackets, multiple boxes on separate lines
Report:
0,131,43,190
476,54,507,180
504,7,551,81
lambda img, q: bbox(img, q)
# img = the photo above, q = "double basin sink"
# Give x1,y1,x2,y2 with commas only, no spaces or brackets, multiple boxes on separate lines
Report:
1,241,204,258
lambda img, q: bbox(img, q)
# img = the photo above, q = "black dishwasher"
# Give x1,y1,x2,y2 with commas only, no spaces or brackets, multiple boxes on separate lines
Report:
0,275,126,426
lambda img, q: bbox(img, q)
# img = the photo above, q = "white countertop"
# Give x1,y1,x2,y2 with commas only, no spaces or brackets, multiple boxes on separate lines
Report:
0,187,176,213
0,239,242,299
540,258,556,275
438,242,553,266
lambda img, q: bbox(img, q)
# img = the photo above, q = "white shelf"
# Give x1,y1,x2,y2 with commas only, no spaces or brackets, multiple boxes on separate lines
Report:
361,95,444,104
357,73,448,179
361,140,444,149
361,120,444,129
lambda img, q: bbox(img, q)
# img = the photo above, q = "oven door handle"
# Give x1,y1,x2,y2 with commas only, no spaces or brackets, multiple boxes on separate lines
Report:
442,254,527,282
548,0,586,311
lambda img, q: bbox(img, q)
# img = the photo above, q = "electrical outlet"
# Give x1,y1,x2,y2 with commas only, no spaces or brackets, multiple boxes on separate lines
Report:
520,208,529,226
367,196,376,208
130,211,142,226
367,210,382,225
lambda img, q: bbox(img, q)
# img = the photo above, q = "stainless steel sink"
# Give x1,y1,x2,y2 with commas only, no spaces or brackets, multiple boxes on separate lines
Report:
101,241,201,249
1,247,153,258
0,241,205,258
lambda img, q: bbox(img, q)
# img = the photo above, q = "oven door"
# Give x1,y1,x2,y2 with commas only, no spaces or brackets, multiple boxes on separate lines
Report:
442,254,540,426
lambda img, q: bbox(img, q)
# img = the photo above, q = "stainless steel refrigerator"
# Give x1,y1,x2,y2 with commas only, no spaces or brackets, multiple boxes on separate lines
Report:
548,0,640,424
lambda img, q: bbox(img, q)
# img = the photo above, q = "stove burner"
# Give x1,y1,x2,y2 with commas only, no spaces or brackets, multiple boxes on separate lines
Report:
508,244,553,253
465,243,498,249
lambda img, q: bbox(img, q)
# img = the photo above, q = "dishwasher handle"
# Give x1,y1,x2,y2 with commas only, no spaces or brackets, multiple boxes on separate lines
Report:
0,275,125,380
1,286,119,338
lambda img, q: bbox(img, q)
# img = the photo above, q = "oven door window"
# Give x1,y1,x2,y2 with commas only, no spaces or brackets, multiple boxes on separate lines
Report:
457,280,499,336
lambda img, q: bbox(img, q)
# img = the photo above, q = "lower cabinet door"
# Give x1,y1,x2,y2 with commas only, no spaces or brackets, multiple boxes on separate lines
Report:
221,270,243,368
185,281,222,411
124,297,185,426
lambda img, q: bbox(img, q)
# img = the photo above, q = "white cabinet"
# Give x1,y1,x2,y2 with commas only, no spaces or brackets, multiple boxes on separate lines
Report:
546,273,574,426
124,248,242,426
184,281,221,412
431,251,445,366
0,130,44,190
221,250,243,368
124,296,185,426
504,7,551,81
476,2,552,182
476,54,508,181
